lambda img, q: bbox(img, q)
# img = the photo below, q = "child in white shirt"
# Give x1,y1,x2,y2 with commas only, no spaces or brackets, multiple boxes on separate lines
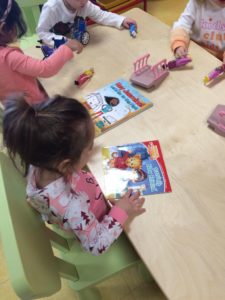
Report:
37,0,137,46
170,0,225,62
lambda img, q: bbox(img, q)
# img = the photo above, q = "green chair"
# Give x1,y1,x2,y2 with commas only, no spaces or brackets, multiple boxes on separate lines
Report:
16,0,46,49
0,152,144,300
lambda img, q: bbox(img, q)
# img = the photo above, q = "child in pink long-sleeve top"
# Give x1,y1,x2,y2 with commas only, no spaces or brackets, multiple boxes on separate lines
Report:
0,0,83,105
3,95,146,255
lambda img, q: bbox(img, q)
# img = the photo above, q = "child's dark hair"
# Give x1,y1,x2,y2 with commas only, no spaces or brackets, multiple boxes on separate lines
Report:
0,0,27,45
3,95,93,176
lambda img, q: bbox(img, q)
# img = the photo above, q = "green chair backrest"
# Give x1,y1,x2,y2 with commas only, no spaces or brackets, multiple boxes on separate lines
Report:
0,152,141,300
0,152,61,299
16,0,46,36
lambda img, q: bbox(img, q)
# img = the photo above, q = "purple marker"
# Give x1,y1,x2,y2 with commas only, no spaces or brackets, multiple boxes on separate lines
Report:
167,57,192,70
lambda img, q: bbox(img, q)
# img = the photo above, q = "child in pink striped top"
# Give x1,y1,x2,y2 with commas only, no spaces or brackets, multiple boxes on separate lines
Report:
0,0,83,105
3,95,146,255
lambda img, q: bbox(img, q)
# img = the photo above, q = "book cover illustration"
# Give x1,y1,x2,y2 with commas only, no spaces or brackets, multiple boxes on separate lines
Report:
102,140,172,199
83,79,153,136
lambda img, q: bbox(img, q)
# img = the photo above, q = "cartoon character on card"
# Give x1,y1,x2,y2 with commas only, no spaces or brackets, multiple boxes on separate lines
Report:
89,96,120,120
86,93,119,112
86,93,104,112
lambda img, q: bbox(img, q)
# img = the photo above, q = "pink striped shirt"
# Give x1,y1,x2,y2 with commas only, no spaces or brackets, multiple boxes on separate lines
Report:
0,44,73,104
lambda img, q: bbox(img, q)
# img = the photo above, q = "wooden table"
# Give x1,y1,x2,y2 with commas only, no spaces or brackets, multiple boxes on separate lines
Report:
26,8,225,300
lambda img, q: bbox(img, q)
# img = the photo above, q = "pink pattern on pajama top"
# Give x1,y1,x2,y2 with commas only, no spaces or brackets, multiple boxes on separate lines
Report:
26,166,128,255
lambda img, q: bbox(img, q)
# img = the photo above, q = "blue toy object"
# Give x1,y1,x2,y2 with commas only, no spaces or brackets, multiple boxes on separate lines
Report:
39,44,54,59
37,37,66,59
71,16,90,45
53,37,67,48
129,24,137,38
37,16,90,59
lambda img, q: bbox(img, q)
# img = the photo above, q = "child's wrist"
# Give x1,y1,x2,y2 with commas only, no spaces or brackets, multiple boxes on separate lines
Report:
109,205,128,225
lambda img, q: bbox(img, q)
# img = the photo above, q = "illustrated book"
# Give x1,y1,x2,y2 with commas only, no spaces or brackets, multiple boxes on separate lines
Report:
102,140,172,199
83,79,153,136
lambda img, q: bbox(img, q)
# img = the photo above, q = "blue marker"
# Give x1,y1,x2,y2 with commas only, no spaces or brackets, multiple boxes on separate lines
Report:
129,23,137,38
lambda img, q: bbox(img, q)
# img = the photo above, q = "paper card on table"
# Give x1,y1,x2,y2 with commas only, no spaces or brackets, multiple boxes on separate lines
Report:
82,79,153,136
102,140,171,199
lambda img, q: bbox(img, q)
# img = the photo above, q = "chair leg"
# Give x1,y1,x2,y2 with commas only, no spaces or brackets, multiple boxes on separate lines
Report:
76,286,102,300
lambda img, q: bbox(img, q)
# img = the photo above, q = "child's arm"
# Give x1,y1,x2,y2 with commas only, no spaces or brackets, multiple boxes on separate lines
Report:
65,190,145,256
170,0,196,56
170,27,190,57
6,44,77,78
65,193,127,255
84,1,125,28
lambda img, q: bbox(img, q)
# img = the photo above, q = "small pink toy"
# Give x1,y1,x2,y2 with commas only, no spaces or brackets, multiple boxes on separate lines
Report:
203,64,225,85
130,53,169,89
207,104,225,137
74,68,94,87
166,57,192,70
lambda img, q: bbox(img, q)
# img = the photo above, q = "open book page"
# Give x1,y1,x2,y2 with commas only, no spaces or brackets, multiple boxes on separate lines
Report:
102,141,171,199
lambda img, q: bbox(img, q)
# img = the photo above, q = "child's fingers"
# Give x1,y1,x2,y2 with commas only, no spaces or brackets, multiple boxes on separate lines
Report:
76,44,83,53
128,190,141,201
123,189,133,199
130,19,137,26
138,197,145,204
130,197,145,215
180,49,188,57
134,197,145,208
174,47,187,58
135,207,146,215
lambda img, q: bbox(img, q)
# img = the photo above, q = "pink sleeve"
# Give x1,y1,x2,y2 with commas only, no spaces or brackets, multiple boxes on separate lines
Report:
109,205,128,226
6,45,73,78
170,27,190,53
64,195,125,256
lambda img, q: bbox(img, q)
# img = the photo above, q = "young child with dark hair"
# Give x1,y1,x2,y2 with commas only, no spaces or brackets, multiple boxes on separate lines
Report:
170,0,225,62
37,0,137,46
3,95,145,255
0,0,83,104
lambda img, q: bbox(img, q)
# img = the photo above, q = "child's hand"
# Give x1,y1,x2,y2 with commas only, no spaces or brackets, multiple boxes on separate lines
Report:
174,46,188,58
122,18,137,29
65,39,83,53
114,189,145,216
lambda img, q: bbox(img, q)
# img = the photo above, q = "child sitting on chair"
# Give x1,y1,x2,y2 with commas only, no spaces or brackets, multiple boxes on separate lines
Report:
3,95,145,255
36,0,137,46
0,0,83,105
170,0,225,62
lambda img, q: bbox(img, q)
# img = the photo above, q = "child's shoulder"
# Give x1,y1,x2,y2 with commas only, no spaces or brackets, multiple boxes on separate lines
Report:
0,45,22,57
44,0,62,9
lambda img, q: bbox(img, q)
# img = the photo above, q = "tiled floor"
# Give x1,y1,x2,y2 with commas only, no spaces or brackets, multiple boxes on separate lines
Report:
0,1,188,299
